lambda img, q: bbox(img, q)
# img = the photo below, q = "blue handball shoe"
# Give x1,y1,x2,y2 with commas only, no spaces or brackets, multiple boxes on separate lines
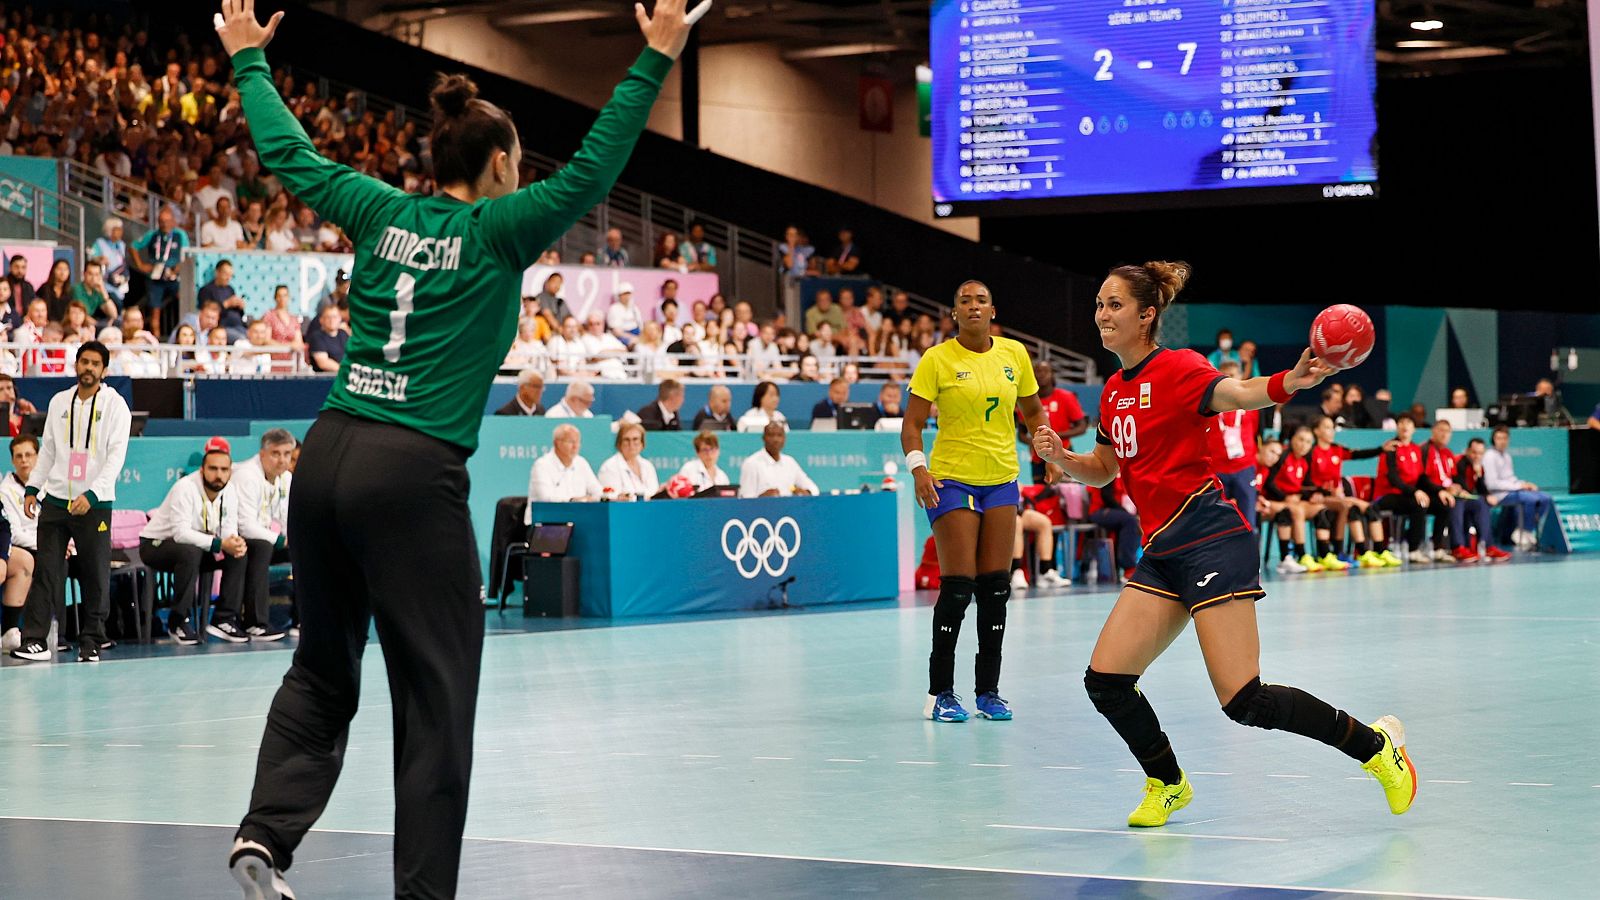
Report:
923,691,970,722
974,692,1013,720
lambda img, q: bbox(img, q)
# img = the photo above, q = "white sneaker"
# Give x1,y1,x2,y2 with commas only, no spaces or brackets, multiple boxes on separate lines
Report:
1431,548,1455,563
1,627,19,653
1276,556,1307,575
1009,569,1029,591
231,838,297,900
1036,569,1071,589
1407,550,1433,565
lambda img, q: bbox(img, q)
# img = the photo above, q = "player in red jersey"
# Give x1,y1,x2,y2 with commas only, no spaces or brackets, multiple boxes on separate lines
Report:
1309,416,1400,568
1033,261,1417,827
1373,416,1433,563
1260,426,1329,574
1019,358,1088,482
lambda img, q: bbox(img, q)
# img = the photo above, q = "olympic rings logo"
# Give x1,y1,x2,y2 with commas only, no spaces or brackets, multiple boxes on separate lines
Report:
720,516,803,579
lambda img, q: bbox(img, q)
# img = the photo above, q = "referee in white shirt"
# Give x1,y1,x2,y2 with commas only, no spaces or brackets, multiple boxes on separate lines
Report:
139,441,250,645
11,342,131,664
0,433,39,652
527,424,602,520
231,428,294,641
738,422,820,498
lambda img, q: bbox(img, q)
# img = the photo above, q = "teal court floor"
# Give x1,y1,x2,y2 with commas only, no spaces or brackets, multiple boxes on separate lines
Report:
1,556,1596,899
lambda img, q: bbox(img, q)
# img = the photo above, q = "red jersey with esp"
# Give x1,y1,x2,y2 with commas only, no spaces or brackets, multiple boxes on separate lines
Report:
1308,444,1349,490
1025,387,1087,463
1374,443,1424,498
1206,408,1259,474
1096,348,1227,543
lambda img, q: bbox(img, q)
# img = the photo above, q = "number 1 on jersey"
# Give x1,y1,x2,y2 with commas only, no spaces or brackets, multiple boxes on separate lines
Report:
383,273,415,364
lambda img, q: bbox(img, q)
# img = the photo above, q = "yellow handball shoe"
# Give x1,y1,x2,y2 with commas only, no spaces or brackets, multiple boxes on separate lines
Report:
1319,553,1350,571
1298,553,1325,573
1360,715,1418,815
1378,549,1404,567
1357,550,1385,568
1128,771,1194,827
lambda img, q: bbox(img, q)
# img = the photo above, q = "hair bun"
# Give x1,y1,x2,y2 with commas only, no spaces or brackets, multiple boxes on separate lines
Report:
430,73,479,119
1143,260,1192,308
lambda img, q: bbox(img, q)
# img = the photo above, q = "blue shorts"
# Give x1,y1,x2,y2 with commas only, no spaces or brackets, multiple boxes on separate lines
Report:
926,479,1020,525
1126,484,1263,615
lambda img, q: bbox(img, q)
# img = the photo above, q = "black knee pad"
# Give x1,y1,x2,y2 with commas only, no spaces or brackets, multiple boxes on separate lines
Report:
934,576,975,625
1273,509,1292,526
975,570,1010,608
1223,676,1290,730
1314,510,1334,529
1084,667,1141,717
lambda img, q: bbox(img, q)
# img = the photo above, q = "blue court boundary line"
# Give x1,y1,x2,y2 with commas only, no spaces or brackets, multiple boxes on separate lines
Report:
0,815,1532,900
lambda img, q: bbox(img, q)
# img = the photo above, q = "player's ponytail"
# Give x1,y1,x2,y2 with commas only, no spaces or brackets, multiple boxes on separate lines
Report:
429,73,518,189
1108,259,1192,345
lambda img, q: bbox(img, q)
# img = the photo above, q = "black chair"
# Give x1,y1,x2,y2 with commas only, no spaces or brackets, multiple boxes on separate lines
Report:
487,496,530,609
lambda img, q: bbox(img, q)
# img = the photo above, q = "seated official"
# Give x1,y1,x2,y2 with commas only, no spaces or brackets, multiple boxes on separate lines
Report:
0,433,39,652
810,377,851,424
597,422,659,500
678,430,731,491
139,443,250,645
737,380,789,433
528,424,602,520
495,369,546,416
692,385,735,431
738,422,820,497
546,379,595,418
871,381,904,431
636,378,683,431
230,428,294,641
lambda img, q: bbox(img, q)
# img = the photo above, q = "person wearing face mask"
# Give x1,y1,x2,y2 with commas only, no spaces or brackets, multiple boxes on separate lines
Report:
1206,328,1240,371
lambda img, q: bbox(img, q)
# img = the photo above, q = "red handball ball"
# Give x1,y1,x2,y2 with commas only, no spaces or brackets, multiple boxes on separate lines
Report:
665,474,696,499
1310,304,1375,370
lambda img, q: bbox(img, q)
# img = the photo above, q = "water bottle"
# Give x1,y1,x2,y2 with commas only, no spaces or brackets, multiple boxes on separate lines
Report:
1085,552,1098,585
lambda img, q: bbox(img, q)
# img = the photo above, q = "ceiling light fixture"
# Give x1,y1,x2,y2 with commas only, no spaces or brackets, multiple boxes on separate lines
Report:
1409,19,1444,31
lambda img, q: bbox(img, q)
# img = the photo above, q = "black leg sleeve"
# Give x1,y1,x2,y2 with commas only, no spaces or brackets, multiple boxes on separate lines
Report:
973,570,1010,695
928,576,975,695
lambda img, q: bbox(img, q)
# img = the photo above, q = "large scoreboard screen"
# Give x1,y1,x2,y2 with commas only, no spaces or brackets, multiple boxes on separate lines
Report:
930,0,1379,216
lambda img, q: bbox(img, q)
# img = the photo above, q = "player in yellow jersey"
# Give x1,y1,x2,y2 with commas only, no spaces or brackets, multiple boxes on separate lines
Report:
903,280,1052,722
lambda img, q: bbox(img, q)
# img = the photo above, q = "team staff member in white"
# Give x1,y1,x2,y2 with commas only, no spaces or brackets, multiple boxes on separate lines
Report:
528,424,603,520
141,443,251,645
738,422,819,497
11,341,130,664
231,428,294,641
0,433,38,652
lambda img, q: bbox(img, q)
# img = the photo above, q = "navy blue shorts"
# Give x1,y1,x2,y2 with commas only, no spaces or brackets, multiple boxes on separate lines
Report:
926,479,1020,525
1126,484,1263,614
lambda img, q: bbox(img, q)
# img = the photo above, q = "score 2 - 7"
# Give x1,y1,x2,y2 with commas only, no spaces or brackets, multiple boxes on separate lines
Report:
1092,42,1198,81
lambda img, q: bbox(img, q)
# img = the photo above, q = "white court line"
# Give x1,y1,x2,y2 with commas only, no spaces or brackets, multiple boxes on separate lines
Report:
1189,771,1232,776
0,816,1533,900
1115,768,1141,773
31,743,67,748
105,743,143,748
1346,776,1369,780
1428,780,1470,784
177,744,215,749
971,763,1009,768
610,752,648,757
827,758,866,763
1043,765,1082,770
989,823,1287,843
752,756,791,761
896,761,937,766
1508,782,1553,787
681,755,720,759
1266,774,1310,779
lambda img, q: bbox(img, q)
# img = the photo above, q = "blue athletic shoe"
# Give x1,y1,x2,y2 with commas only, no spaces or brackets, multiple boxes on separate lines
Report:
924,691,970,722
974,692,1013,720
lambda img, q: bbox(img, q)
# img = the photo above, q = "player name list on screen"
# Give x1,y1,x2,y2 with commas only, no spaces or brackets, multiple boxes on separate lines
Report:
929,0,1379,215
